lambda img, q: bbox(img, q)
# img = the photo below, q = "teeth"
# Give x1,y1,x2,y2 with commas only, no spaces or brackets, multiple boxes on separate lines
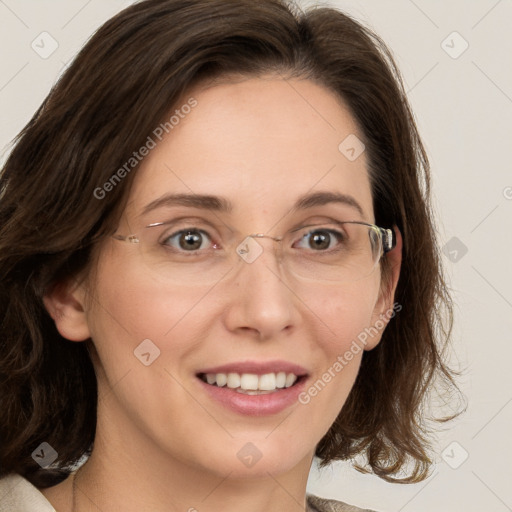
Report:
215,373,227,387
276,372,287,388
236,388,275,395
285,373,296,388
202,372,299,391
240,373,259,390
259,373,276,390
227,373,241,388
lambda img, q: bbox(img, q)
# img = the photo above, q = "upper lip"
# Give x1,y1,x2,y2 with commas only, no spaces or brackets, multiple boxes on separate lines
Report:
196,360,309,376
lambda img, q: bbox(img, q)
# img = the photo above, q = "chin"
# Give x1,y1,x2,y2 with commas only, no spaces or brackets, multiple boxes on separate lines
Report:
196,436,312,478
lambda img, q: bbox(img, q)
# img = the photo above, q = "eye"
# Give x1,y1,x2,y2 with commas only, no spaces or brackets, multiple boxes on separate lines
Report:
294,228,345,251
162,228,213,252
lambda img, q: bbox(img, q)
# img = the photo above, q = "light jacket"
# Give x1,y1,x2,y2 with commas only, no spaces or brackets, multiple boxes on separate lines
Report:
0,473,377,512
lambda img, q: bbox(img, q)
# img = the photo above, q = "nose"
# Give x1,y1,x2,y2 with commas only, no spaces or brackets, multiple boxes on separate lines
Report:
222,235,300,340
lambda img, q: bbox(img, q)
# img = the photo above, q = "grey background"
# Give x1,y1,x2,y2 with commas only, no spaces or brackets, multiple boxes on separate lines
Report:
1,1,511,511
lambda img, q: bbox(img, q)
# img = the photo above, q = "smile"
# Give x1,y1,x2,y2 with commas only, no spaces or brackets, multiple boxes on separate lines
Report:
198,371,301,394
195,365,309,415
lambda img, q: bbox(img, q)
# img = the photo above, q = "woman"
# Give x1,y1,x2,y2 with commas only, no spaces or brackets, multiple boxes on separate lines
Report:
0,0,459,510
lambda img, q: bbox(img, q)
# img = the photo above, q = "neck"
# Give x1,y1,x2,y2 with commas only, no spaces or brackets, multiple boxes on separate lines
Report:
72,452,313,512
70,393,314,512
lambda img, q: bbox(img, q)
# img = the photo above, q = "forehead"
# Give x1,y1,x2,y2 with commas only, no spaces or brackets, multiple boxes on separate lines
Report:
125,77,373,224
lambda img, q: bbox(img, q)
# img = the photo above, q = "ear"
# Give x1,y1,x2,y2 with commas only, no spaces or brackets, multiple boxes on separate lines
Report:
365,225,403,350
43,277,91,342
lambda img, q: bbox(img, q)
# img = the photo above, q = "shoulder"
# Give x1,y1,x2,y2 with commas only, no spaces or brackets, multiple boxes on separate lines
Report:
307,493,379,512
0,475,380,512
0,473,57,512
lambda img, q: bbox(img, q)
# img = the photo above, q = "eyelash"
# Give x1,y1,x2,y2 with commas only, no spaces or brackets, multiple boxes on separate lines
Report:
160,225,347,254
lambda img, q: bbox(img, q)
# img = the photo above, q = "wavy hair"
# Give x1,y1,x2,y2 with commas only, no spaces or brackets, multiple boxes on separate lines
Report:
0,0,461,488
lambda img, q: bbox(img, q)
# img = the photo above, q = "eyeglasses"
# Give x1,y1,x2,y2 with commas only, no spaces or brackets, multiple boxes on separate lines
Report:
112,219,395,286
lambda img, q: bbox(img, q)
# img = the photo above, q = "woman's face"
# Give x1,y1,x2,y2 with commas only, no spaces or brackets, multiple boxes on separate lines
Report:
56,77,400,480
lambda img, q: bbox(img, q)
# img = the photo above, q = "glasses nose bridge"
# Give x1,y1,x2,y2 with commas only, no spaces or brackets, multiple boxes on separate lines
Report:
237,232,285,265
248,233,284,254
248,233,283,243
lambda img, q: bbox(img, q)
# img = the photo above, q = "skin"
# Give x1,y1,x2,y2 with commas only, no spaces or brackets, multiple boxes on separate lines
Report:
42,76,402,512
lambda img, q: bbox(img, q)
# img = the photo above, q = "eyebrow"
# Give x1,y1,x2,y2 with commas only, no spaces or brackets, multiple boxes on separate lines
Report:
141,191,365,218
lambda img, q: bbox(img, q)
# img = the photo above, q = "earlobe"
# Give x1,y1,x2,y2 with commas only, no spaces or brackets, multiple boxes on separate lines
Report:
366,225,403,350
43,278,91,342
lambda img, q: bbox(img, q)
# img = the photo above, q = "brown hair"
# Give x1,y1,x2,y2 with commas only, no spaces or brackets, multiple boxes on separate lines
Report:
0,0,461,488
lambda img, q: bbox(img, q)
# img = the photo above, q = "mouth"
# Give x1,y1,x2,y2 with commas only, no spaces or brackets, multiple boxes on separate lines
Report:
194,360,310,415
197,371,307,395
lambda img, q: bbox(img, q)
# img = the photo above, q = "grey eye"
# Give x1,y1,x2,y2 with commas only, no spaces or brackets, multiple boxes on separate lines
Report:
163,229,212,251
295,229,344,251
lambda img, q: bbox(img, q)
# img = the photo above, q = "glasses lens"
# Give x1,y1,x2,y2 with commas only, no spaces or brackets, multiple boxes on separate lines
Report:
284,222,382,282
132,222,235,286
119,221,383,285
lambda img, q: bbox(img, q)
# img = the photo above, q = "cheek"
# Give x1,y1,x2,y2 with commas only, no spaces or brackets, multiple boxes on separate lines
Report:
83,262,223,442
311,276,380,348
84,253,226,382
298,279,380,416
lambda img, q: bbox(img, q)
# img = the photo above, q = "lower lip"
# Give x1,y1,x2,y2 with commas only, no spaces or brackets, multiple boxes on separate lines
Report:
196,376,308,416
